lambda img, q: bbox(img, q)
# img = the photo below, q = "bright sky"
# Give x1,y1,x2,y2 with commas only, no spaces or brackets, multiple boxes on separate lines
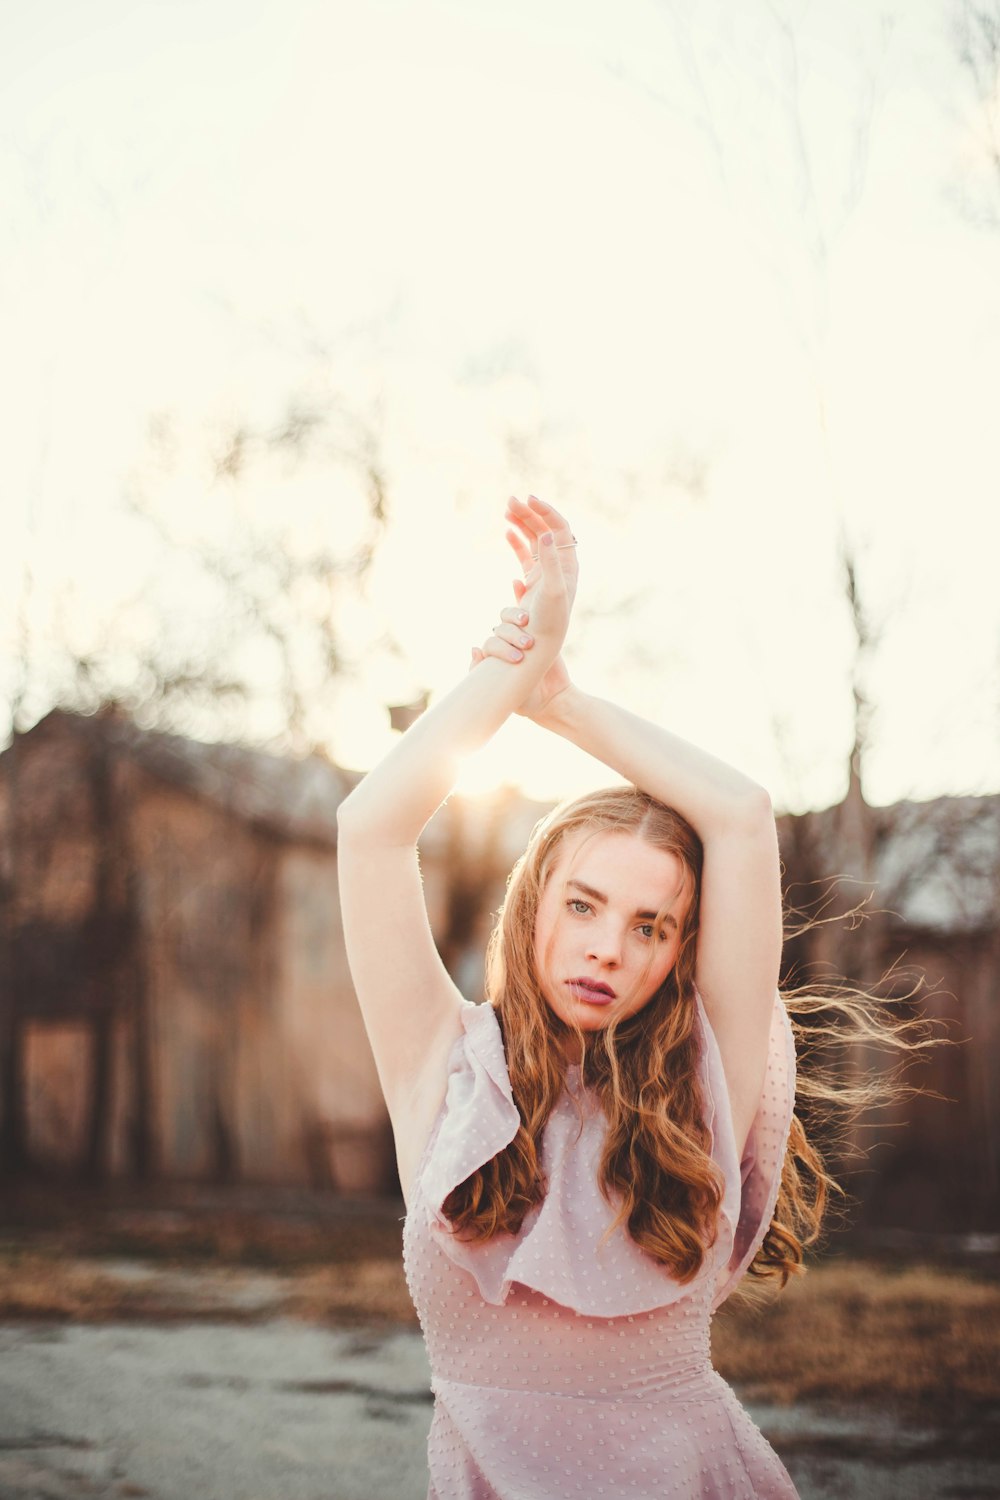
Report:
3,0,998,813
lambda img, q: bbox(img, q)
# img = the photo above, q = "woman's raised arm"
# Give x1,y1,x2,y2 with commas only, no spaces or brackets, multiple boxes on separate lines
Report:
336,502,577,1199
337,503,576,844
476,498,782,1158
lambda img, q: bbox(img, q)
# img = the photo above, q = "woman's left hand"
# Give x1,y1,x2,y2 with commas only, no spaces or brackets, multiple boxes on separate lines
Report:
504,494,579,617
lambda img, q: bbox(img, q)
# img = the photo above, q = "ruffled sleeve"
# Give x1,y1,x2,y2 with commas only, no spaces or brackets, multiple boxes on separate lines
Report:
421,999,522,1225
415,993,795,1318
698,987,797,1311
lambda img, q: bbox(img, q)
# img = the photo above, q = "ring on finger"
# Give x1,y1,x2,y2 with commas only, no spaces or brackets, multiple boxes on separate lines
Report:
530,535,578,560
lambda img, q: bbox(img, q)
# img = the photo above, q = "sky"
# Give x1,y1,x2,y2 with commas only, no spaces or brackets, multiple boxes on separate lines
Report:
2,0,998,812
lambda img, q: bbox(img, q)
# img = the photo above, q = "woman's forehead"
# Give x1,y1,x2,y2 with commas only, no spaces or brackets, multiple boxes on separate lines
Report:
549,827,690,906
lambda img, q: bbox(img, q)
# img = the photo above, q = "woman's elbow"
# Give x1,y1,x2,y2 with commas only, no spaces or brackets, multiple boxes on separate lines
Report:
746,782,774,818
336,787,415,850
731,782,775,833
336,790,374,840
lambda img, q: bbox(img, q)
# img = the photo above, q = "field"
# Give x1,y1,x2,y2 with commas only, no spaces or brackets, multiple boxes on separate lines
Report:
1,1185,997,1422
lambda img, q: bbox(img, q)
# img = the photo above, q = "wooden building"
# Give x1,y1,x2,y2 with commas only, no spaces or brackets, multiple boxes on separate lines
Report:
778,792,1000,1231
1,707,996,1230
0,709,525,1192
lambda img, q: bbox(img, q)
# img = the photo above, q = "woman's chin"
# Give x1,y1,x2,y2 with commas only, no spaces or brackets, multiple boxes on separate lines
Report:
550,1000,614,1032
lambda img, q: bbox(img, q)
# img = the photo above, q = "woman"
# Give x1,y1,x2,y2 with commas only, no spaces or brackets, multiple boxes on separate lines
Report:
337,494,801,1498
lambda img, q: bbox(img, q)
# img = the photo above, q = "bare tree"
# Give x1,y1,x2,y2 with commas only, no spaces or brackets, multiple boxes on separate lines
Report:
625,7,897,807
950,0,1000,226
651,2,894,388
5,385,391,758
0,386,391,1175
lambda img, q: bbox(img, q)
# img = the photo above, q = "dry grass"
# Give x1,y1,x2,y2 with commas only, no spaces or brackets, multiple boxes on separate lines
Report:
0,1190,417,1326
712,1259,1000,1419
271,1260,418,1325
0,1194,406,1268
0,1248,418,1327
2,1195,998,1420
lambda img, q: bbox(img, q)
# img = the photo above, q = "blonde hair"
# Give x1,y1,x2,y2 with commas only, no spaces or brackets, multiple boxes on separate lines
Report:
442,785,929,1290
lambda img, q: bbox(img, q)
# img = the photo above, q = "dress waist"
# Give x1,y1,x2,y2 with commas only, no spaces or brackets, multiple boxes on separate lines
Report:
432,1365,726,1408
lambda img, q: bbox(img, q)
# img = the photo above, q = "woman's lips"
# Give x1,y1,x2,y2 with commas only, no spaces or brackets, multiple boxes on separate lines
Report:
566,979,616,1005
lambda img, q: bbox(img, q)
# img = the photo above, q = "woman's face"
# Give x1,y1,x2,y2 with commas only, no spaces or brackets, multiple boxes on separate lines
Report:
533,828,692,1038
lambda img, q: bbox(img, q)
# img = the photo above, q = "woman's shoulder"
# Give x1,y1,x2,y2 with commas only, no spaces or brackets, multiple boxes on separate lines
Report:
693,984,797,1308
406,997,717,1316
397,1001,510,1209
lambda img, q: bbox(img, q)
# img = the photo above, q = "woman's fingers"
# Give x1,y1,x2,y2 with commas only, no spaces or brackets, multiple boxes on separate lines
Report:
537,530,567,596
478,633,526,664
497,619,533,648
506,493,574,546
525,493,574,538
471,608,534,671
505,498,547,545
505,526,535,577
472,498,575,678
504,496,576,648
506,497,577,593
480,619,533,662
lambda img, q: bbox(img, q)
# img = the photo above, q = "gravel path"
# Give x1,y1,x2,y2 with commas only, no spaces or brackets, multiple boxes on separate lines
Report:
0,1320,431,1500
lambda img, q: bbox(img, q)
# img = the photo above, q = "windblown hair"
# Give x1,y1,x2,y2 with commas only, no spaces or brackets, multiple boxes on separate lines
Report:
441,786,930,1292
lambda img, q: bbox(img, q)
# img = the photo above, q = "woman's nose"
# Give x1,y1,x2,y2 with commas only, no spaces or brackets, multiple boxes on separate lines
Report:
586,923,623,966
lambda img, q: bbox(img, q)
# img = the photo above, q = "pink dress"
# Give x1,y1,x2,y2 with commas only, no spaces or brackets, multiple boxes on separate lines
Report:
402,990,799,1499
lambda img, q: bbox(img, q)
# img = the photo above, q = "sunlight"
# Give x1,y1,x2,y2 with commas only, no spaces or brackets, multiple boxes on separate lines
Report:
3,0,997,805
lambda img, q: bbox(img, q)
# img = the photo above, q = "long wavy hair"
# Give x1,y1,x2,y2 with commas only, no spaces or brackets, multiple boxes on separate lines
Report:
441,785,929,1291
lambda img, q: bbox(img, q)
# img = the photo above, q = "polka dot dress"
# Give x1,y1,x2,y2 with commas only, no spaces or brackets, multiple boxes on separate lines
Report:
402,994,799,1499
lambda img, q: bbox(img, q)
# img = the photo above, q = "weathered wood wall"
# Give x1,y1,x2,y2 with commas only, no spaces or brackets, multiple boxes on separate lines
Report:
0,713,398,1191
2,711,997,1227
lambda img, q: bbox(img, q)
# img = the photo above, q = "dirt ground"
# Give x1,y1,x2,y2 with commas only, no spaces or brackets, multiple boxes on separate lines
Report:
2,1185,998,1500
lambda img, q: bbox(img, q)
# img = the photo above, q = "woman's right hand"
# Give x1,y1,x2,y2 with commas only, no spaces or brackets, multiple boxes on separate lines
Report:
469,494,577,720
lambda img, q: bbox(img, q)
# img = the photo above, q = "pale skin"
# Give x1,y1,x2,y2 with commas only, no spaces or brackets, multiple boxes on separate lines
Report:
534,829,692,1059
336,496,783,1210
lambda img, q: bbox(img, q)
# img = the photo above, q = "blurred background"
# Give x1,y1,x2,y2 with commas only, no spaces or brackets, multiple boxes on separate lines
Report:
1,2,999,1496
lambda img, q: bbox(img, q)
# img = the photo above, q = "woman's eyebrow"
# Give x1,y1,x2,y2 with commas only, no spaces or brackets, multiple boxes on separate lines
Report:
566,878,678,929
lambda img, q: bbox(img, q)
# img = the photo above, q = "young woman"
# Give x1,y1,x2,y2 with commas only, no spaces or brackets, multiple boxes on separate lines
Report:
337,494,803,1498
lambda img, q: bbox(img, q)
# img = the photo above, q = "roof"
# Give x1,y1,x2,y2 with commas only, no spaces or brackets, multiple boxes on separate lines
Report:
13,709,361,848
874,794,1000,936
778,792,1000,938
9,711,999,934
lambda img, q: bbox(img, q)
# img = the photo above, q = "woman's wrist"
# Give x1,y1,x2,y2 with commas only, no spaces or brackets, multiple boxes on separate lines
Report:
531,682,589,734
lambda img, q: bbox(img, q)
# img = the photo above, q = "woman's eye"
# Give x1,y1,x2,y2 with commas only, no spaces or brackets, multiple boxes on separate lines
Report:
567,899,591,915
637,923,661,941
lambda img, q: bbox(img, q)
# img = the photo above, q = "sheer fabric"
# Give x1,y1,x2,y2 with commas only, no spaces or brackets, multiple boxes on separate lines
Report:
402,993,799,1499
